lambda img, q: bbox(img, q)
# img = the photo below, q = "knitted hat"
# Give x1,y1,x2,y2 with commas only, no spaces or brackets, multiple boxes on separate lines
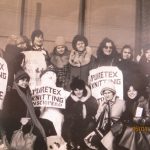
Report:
55,36,66,46
70,77,85,90
15,69,30,82
100,81,116,95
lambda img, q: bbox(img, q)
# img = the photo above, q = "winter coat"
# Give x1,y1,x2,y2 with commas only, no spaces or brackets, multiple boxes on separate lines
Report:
94,96,125,150
50,48,70,90
62,86,98,148
95,47,119,67
119,96,150,150
4,44,24,87
116,59,144,94
122,96,150,125
2,84,49,149
96,96,125,133
69,46,96,86
139,56,150,81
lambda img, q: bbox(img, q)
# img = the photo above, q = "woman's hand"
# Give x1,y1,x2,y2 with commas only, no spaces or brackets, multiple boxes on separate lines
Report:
20,117,30,125
133,117,142,124
95,100,106,120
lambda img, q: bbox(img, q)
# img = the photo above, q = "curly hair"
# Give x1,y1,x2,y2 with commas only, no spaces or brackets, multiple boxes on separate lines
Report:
72,35,88,51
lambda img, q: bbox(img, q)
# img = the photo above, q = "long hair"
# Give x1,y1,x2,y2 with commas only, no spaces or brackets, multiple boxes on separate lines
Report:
96,37,118,60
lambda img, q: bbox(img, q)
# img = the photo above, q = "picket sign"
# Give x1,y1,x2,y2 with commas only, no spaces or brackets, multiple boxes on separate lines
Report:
0,57,8,110
88,66,123,100
31,85,70,108
22,51,47,88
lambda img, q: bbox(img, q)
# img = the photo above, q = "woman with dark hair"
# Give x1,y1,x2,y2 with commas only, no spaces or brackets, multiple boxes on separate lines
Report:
119,76,150,150
69,35,96,87
50,36,70,90
117,45,142,95
30,29,50,66
62,77,98,150
120,45,133,61
96,37,119,67
139,44,150,83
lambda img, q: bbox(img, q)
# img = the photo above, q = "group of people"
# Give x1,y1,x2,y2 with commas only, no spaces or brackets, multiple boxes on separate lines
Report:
0,29,149,150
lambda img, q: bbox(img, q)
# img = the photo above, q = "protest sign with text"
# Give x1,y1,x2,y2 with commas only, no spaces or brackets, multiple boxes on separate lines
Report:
31,85,70,108
0,57,8,109
22,51,47,88
88,66,123,100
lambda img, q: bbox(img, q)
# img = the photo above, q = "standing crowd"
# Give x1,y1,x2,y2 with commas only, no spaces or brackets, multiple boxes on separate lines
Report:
0,29,150,150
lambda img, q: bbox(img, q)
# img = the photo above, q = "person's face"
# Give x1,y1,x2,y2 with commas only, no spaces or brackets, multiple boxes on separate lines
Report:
127,86,138,100
122,48,132,60
76,41,86,52
74,88,84,98
33,35,43,47
103,90,114,101
103,42,113,55
17,78,29,89
145,49,150,61
56,45,65,55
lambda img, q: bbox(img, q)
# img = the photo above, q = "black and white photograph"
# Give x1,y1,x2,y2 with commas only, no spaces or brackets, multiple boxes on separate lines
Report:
0,0,150,150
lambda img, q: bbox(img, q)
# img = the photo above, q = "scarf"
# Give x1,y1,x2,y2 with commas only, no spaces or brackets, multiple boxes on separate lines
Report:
69,46,92,67
70,86,91,119
50,50,70,68
13,83,47,142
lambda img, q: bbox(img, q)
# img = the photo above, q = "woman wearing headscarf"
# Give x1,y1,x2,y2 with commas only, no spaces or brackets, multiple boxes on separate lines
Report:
90,81,125,150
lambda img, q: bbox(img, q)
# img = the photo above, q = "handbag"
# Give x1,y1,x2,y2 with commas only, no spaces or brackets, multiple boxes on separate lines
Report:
10,123,36,150
0,128,9,150
111,120,123,136
84,109,106,149
84,103,112,149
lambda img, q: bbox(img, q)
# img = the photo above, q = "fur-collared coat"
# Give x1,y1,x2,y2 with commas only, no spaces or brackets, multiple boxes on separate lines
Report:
62,86,98,148
69,46,96,86
50,48,70,90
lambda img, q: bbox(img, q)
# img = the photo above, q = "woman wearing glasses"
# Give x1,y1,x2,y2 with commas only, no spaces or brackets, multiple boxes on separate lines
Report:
95,37,119,67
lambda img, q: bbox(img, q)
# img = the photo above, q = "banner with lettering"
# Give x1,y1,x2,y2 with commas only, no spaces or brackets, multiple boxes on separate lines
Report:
88,66,123,100
31,85,70,108
0,57,8,109
22,51,47,88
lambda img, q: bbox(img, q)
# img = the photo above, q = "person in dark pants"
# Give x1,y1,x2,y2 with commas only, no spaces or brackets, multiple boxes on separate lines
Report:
62,77,98,150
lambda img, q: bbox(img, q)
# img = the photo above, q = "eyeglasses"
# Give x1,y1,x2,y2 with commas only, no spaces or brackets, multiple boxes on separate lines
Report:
104,46,112,49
